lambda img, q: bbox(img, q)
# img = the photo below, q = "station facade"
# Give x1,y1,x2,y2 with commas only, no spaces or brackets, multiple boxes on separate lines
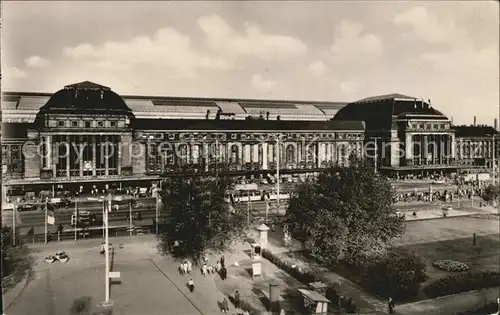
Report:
1,81,364,196
2,82,497,197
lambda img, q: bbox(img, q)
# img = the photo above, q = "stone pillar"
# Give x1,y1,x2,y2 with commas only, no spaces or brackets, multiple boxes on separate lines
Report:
104,137,109,176
262,142,268,170
203,142,209,172
252,144,259,164
46,135,52,169
92,136,97,177
117,140,122,175
451,134,456,159
317,143,324,167
423,135,428,164
66,136,70,178
405,133,413,165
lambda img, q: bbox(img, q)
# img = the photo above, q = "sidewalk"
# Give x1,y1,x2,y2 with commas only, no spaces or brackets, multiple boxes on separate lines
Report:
395,287,499,315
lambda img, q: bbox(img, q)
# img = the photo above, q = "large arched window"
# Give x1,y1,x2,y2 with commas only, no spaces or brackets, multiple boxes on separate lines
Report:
230,144,239,164
286,144,296,164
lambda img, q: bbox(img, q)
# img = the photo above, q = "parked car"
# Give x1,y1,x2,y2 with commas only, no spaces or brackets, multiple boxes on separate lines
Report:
17,203,38,212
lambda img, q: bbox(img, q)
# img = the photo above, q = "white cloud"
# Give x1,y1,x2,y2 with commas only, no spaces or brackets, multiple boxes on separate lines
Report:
24,55,50,68
251,74,276,91
308,60,328,77
330,20,383,61
393,6,468,45
4,67,28,80
63,27,230,78
198,14,308,61
340,81,360,95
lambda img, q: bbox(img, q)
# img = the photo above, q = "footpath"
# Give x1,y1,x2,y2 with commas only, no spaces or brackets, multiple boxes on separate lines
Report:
259,210,499,315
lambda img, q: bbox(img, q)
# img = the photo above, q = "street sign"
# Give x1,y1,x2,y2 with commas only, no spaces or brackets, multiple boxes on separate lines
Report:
109,271,121,279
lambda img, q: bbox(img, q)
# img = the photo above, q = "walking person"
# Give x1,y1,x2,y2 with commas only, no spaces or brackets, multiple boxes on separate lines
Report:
216,261,222,273
234,290,240,309
186,260,192,274
202,263,208,276
221,266,227,280
222,298,229,314
220,255,225,268
100,242,105,255
182,261,187,275
187,278,194,292
388,297,395,314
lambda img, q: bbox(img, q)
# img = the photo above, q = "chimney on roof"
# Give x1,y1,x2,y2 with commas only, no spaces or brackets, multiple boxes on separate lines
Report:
495,118,498,131
266,111,270,120
277,115,281,121
206,109,210,120
474,116,476,126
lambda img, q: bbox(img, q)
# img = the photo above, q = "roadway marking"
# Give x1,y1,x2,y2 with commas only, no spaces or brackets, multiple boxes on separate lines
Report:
147,259,203,315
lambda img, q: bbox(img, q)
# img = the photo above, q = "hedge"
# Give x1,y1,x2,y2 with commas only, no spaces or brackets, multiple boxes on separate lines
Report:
261,249,358,314
261,249,318,284
423,271,500,298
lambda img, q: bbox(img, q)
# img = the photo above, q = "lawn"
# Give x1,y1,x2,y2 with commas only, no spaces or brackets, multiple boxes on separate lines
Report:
394,233,500,285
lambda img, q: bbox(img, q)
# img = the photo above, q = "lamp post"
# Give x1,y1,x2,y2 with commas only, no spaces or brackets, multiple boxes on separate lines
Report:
155,194,159,234
44,198,48,244
104,193,111,303
12,201,17,246
74,199,78,241
129,199,133,237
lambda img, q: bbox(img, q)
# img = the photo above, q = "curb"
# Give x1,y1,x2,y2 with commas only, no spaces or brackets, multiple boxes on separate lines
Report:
404,213,479,222
2,274,31,312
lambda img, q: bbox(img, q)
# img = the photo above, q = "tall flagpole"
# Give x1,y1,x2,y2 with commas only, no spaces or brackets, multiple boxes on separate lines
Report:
74,199,78,241
44,199,48,244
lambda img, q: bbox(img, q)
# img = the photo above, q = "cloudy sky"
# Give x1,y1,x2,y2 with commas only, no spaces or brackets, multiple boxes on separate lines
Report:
2,1,498,125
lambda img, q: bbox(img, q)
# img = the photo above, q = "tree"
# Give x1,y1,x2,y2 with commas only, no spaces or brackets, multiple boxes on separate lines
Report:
157,163,246,262
286,156,405,266
482,184,499,203
1,227,35,292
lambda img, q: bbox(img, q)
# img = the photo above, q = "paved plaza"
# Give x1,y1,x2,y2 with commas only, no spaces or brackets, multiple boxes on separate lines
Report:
3,214,500,315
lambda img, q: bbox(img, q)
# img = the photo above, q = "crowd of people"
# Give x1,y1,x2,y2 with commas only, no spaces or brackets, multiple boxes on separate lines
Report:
176,254,253,314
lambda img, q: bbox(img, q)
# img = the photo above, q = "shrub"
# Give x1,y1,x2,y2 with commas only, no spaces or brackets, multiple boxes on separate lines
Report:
423,271,500,298
432,260,469,272
361,250,429,301
262,249,318,284
263,249,358,313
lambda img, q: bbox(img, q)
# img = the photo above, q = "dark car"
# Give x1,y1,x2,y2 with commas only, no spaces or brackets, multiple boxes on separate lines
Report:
17,203,38,212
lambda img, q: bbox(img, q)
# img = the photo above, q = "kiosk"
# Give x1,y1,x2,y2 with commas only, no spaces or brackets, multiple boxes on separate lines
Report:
297,289,330,315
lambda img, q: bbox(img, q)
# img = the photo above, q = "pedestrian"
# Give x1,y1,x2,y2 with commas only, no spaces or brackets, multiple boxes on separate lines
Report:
216,261,222,272
220,255,225,268
208,265,214,274
202,263,208,276
187,278,194,292
234,290,240,309
186,260,192,274
100,242,105,255
221,267,227,280
222,298,229,314
182,261,187,275
388,297,395,314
